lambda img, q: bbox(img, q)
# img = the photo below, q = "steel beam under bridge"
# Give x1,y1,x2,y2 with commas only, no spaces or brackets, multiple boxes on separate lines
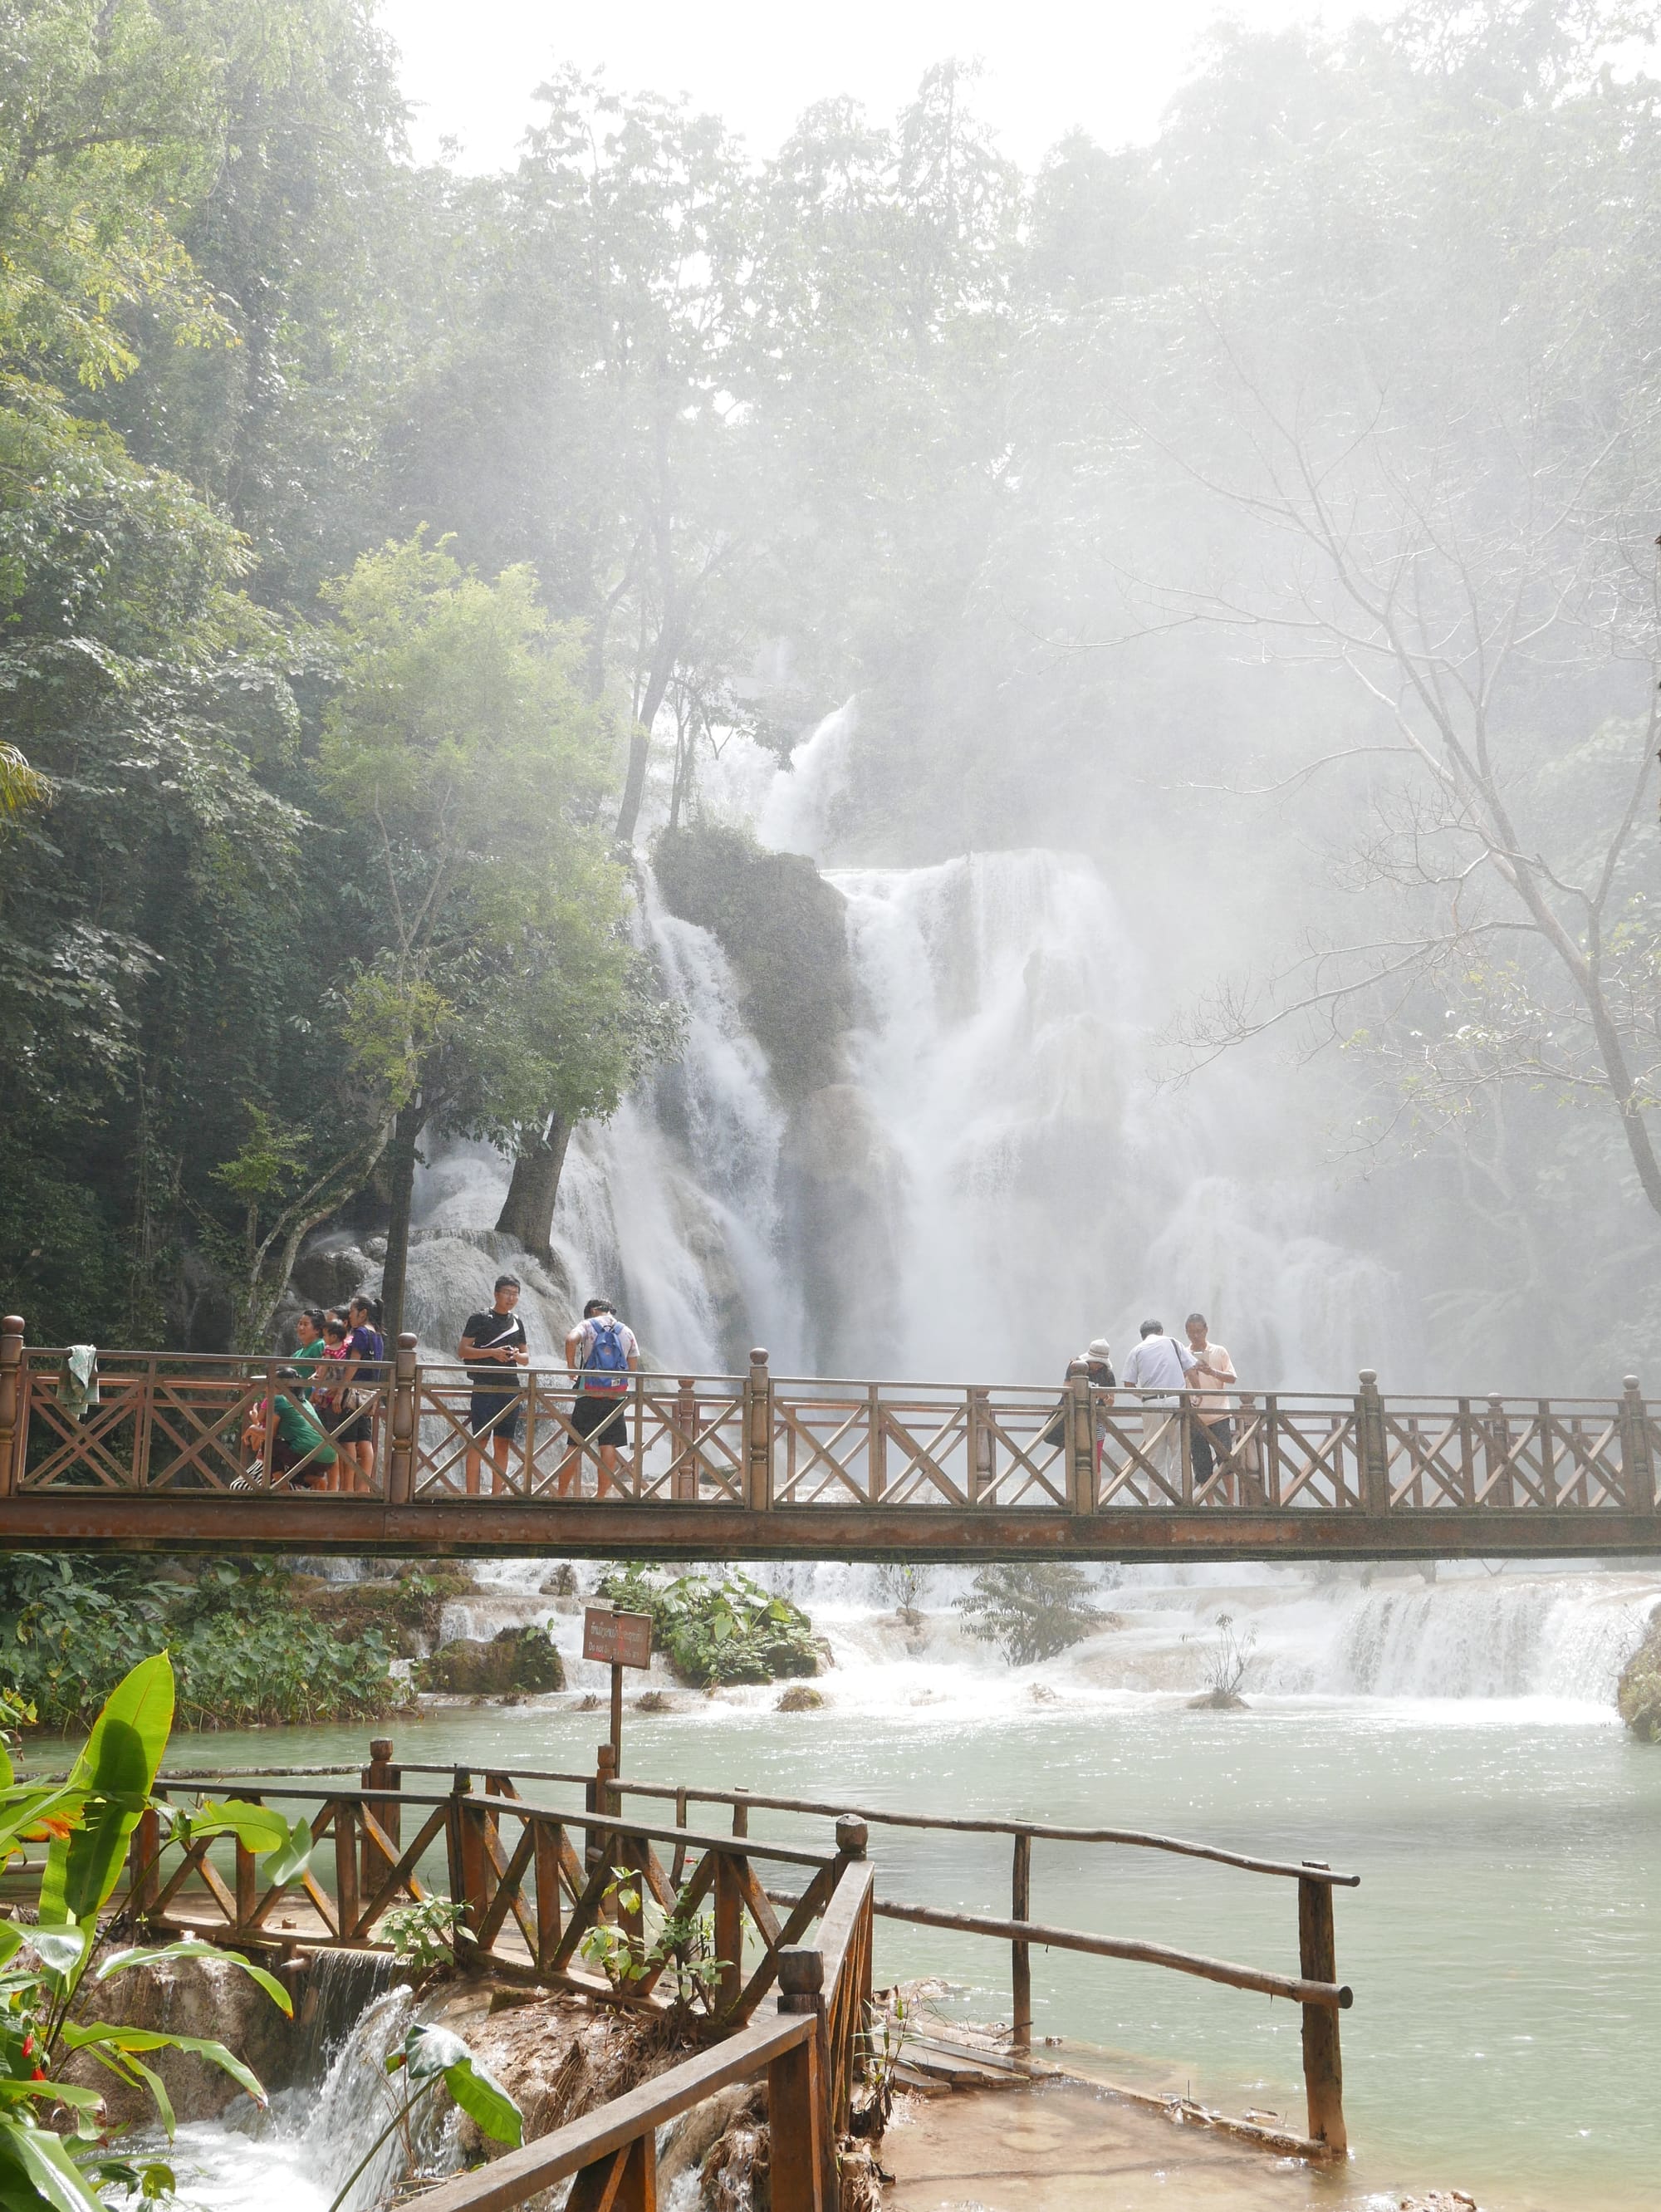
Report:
4,1494,1661,1562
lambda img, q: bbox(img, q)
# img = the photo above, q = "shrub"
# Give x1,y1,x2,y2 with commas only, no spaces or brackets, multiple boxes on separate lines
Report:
954,1564,1103,1667
0,1555,404,1730
596,1566,819,1687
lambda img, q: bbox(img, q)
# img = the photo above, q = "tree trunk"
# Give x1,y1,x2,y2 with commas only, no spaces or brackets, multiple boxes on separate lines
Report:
380,1100,425,1342
495,1118,572,1263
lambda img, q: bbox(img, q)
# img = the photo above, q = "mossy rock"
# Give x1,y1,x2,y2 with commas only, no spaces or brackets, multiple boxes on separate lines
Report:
776,1685,825,1712
654,821,853,1097
301,1567,475,1659
417,1626,565,1696
1617,1608,1661,1742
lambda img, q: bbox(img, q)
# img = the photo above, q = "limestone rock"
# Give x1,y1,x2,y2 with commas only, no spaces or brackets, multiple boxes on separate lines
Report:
1617,1606,1661,1741
63,1952,299,2127
776,1684,825,1711
418,1626,564,1696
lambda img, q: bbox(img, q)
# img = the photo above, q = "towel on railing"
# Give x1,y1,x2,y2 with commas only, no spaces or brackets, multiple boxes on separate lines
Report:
56,1345,99,1419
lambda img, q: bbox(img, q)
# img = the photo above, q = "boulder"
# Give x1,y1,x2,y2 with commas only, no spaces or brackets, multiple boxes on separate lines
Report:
63,1952,299,2127
418,1626,565,1696
776,1685,825,1711
1617,1606,1661,1740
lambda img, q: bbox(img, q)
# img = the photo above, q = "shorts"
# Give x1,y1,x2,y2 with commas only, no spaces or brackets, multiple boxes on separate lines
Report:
337,1410,374,1446
571,1393,628,1447
468,1391,522,1444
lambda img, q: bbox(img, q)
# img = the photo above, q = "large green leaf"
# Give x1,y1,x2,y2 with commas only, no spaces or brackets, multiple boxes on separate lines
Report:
40,1654,174,1927
98,1940,293,2017
57,2023,265,2109
395,2023,522,2147
0,2117,105,2212
187,1799,290,1854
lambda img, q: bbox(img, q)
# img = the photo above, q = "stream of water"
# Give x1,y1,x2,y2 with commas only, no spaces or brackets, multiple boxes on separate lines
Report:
125,1562,1659,2212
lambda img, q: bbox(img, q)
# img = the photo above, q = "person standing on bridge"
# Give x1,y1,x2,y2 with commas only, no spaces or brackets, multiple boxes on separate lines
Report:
459,1275,530,1497
1119,1319,1195,1492
1184,1312,1237,1497
561,1297,639,1499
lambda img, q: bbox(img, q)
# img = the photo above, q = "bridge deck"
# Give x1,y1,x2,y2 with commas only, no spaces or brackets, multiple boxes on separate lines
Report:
2,1322,1655,1561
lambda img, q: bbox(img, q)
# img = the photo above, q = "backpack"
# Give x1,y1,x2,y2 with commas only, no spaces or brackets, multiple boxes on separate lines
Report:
583,1317,630,1393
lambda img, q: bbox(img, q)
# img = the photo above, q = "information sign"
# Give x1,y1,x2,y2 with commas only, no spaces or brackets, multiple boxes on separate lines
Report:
583,1606,654,1669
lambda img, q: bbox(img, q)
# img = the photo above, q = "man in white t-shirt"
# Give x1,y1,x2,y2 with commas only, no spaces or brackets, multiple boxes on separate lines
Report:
560,1297,640,1498
1184,1312,1238,1497
1119,1320,1197,1493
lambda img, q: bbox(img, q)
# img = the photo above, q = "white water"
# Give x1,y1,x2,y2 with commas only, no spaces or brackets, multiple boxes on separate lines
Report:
397,706,1418,1389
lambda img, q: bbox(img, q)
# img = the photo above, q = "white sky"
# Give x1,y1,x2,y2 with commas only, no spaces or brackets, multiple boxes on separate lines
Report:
377,0,1379,173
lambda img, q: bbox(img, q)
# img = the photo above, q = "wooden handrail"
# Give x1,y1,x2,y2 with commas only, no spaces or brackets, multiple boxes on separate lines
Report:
865,1895,1351,2008
411,2012,813,2212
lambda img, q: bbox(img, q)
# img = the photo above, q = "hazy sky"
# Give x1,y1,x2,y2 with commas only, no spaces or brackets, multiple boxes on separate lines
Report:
378,0,1379,172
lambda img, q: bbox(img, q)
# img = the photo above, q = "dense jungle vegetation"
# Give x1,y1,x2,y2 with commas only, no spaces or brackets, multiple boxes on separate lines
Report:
0,1,1656,1379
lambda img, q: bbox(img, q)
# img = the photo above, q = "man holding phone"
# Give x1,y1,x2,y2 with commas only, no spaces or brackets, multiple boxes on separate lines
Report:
458,1274,529,1497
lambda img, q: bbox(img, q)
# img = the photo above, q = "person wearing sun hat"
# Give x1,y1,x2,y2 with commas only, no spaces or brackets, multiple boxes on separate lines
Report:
1084,1338,1116,1473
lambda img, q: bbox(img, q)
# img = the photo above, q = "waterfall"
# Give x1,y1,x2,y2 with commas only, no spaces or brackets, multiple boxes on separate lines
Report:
395,706,1420,1384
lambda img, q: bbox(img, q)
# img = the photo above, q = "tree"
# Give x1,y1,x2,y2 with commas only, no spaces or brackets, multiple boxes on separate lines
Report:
1080,4,1661,1225
954,1563,1102,1666
318,534,656,1334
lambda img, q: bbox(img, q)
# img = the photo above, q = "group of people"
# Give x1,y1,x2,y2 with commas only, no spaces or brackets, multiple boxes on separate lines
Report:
243,1296,386,1492
458,1275,639,1498
1066,1313,1242,1489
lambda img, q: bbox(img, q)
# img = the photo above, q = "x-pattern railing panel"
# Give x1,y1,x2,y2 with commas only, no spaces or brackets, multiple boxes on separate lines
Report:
972,1399,1071,1508
774,1397,875,1505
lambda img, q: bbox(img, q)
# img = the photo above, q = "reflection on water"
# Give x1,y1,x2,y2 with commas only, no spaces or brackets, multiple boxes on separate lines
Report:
143,1673,1660,2212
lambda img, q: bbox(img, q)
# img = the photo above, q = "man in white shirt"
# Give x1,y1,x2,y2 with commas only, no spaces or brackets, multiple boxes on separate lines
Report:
1118,1319,1197,1493
1184,1312,1238,1497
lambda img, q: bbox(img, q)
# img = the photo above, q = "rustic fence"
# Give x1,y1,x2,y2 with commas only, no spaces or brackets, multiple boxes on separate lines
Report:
125,1742,1357,2161
4,1320,1656,1547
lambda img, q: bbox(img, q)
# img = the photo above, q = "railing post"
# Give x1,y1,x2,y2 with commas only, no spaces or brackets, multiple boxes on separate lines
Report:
867,1383,885,1503
534,1815,564,1971
745,1348,772,1512
361,1737,399,1902
1068,1372,1094,1513
1358,1370,1390,1517
333,1798,360,1941
1622,1376,1655,1513
1484,1394,1512,1508
388,1332,418,1504
235,1788,262,1931
1011,1830,1032,2054
0,1317,23,1498
1298,1870,1346,2154
773,1946,831,2212
713,1788,749,2019
968,1386,988,1503
127,1806,161,1918
674,1376,698,1500
448,1768,483,1965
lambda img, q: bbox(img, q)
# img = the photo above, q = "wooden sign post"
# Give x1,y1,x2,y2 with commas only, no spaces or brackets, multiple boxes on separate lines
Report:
583,1604,654,1773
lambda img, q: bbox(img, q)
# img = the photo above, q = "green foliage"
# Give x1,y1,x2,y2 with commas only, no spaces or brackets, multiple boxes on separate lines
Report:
954,1564,1102,1668
326,2019,522,2212
577,1866,727,2014
0,1557,402,1732
595,1567,819,1688
380,1897,463,1977
0,1653,304,2208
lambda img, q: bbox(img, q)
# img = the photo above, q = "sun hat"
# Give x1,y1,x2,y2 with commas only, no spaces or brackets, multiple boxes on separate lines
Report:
1087,1338,1112,1363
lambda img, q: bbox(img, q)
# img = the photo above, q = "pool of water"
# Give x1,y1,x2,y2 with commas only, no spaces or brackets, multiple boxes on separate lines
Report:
133,1689,1659,2212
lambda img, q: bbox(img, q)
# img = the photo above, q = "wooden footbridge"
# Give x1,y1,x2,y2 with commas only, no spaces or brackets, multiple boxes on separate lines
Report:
2,1317,1657,1561
111,1730,1356,2193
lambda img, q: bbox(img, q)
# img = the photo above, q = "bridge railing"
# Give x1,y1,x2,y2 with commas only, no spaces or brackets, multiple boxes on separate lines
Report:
123,1739,1357,2166
2,1318,1654,1517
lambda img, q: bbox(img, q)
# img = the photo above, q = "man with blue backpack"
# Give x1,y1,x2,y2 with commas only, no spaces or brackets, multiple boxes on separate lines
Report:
561,1297,639,1497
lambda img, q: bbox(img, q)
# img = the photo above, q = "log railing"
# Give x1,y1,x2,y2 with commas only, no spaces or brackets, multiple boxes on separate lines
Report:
3,1319,1656,1526
128,1744,1357,2158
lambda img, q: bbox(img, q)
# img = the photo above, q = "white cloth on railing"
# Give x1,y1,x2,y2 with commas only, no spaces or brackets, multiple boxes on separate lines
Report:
56,1345,99,1418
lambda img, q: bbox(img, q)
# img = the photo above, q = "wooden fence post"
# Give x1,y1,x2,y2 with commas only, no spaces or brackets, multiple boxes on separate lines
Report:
448,1768,484,1965
534,1816,564,1971
1068,1372,1094,1514
1358,1371,1390,1518
1621,1376,1655,1513
388,1332,418,1504
867,1383,885,1503
968,1386,990,1503
745,1350,773,1512
1484,1394,1512,1508
1298,1871,1346,2154
0,1317,22,1498
1011,1831,1032,2054
673,1376,698,1500
361,1737,399,1901
127,1806,161,1917
773,1946,831,2212
235,1788,262,1931
333,1798,360,1942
